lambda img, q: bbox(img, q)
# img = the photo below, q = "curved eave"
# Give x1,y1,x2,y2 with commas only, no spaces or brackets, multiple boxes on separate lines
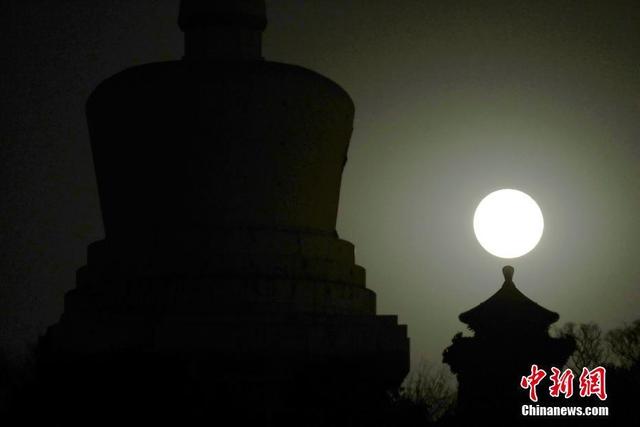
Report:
459,282,559,327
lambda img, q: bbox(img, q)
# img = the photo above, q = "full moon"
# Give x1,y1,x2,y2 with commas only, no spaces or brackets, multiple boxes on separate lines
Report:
473,189,544,259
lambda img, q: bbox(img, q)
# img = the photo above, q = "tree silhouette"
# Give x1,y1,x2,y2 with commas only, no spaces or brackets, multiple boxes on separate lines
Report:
606,319,640,368
552,322,609,370
398,359,456,423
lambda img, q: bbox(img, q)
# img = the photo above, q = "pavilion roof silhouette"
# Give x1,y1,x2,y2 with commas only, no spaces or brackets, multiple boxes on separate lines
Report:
459,266,559,332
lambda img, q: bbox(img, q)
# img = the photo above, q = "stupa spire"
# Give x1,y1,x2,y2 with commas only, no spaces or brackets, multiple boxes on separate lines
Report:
179,0,267,60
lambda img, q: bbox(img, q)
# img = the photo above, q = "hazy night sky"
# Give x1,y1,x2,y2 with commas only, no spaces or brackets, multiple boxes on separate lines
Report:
1,0,639,370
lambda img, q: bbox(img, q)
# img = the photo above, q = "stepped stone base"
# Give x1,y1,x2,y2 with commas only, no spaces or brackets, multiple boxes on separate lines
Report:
38,238,409,426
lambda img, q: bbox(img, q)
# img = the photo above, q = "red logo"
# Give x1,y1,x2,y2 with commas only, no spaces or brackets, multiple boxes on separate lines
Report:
579,367,607,401
520,365,607,401
549,367,574,398
520,364,547,402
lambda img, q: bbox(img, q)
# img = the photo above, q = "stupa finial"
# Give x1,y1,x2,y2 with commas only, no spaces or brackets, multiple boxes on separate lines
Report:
178,0,267,60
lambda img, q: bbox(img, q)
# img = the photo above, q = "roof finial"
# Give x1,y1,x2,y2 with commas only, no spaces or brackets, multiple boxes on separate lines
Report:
502,265,514,284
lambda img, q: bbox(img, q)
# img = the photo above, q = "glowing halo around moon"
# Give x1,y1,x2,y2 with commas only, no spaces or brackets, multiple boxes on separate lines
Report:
473,189,544,259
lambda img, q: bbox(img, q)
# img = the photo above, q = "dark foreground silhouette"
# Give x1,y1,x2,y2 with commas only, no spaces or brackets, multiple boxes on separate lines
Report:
2,327,638,426
8,1,408,425
441,267,639,426
1,1,637,425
